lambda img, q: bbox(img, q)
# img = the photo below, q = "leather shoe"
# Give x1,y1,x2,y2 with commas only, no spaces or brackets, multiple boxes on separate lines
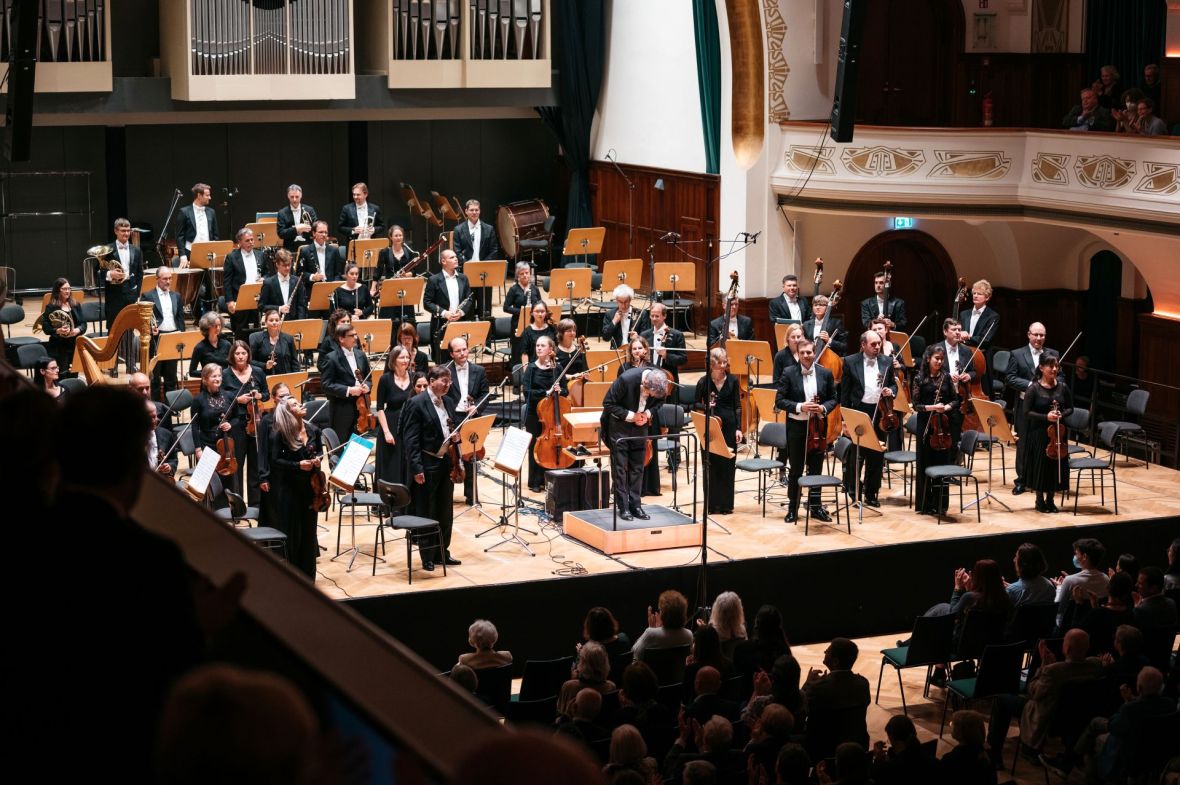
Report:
444,554,462,566
422,560,435,572
864,496,881,508
809,506,832,522
1012,482,1026,495
632,506,650,520
619,510,634,521
784,511,798,523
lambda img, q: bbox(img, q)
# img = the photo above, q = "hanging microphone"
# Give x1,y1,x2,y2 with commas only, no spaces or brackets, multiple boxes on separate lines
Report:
659,232,680,242
739,231,762,243
606,148,616,162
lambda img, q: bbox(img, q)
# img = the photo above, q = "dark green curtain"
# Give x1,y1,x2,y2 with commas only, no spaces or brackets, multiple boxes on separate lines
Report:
692,0,721,175
537,0,605,231
1084,0,1166,93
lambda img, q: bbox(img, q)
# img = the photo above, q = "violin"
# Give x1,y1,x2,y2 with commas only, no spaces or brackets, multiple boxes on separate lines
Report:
1045,400,1068,461
805,393,826,455
215,403,238,477
446,417,465,484
642,368,672,467
876,392,900,432
354,368,376,434
245,379,261,437
925,380,953,451
309,468,331,512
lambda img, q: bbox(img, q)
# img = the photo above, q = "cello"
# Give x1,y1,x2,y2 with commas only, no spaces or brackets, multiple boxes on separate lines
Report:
957,320,996,433
533,339,586,470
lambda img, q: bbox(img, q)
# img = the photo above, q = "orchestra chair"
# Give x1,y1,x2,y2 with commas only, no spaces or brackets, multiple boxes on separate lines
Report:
736,421,785,518
1063,406,1093,457
921,431,981,525
16,342,48,375
165,388,194,418
373,480,445,583
489,316,513,363
58,377,86,395
176,428,197,476
989,350,1013,412
876,613,956,716
1067,421,1120,515
518,656,576,701
1,302,39,359
600,689,621,719
801,439,853,536
1105,389,1151,469
608,651,634,687
1003,601,1057,654
304,398,330,427
883,415,919,503
217,487,260,528
656,403,690,486
211,478,289,561
939,640,1024,739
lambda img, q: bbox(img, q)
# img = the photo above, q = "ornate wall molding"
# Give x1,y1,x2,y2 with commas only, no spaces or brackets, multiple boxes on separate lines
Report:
841,146,926,177
1075,154,1136,190
1135,163,1180,196
1031,152,1070,185
927,150,1011,180
762,0,789,123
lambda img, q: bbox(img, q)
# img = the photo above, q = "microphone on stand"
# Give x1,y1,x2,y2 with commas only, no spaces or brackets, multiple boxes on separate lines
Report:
659,232,681,242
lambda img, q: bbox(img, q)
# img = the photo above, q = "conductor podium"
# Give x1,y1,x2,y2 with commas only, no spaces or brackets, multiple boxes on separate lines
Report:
563,505,701,555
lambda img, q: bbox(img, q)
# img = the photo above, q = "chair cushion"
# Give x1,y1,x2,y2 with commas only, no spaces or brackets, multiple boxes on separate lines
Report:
389,515,440,530
1105,421,1142,433
4,336,39,346
341,492,383,506
216,507,260,521
946,676,977,700
1069,458,1108,470
242,527,287,541
881,646,909,667
926,465,970,479
798,475,842,488
884,451,916,463
736,458,783,472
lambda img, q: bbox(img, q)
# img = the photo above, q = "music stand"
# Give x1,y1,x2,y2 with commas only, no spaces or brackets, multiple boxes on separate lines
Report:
234,282,263,319
140,273,157,295
380,277,425,321
963,397,1014,512
563,227,606,267
154,329,200,388
309,282,344,312
601,259,643,293
841,407,885,523
726,339,775,386
582,381,613,409
246,222,280,249
455,414,498,525
349,239,389,283
773,323,795,352
548,268,592,318
189,241,234,268
352,318,394,357
653,262,696,332
689,410,737,543
266,371,309,399
441,320,491,354
585,349,623,382
464,260,505,322
485,426,537,555
280,319,323,351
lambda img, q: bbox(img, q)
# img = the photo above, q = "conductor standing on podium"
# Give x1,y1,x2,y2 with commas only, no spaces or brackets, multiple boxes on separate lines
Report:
602,367,669,521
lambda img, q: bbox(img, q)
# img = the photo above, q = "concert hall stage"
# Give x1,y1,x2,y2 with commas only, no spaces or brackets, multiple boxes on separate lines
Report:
332,454,1180,672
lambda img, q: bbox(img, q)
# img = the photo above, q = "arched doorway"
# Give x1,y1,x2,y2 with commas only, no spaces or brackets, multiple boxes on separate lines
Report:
841,230,959,346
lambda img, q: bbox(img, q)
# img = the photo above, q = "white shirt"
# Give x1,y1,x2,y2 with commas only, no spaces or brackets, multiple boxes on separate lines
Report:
861,356,883,404
811,317,825,341
344,347,359,377
147,431,159,469
192,205,209,249
1028,345,1042,388
651,328,666,365
792,365,819,420
356,203,369,231
314,243,327,275
278,275,291,304
443,271,460,311
430,394,452,439
620,310,632,340
944,341,960,376
156,288,177,332
292,207,306,240
970,308,984,336
727,317,738,336
784,296,802,321
468,221,481,261
109,242,131,282
242,251,259,284
454,363,470,410
875,297,887,317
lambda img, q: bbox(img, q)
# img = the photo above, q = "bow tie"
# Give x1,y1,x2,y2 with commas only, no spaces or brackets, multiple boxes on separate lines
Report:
974,309,983,315
802,369,814,377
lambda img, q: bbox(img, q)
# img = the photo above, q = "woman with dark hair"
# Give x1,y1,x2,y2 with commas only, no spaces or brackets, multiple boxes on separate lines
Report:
35,357,67,401
39,277,85,375
1109,553,1140,579
373,224,417,326
396,321,430,374
222,338,270,501
735,604,792,677
1020,353,1073,513
411,371,428,395
682,625,733,702
582,607,632,657
375,344,413,485
189,311,232,378
522,335,565,493
331,262,373,319
519,301,556,369
905,560,1012,659
912,344,959,515
250,308,299,375
316,309,352,372
1006,543,1055,605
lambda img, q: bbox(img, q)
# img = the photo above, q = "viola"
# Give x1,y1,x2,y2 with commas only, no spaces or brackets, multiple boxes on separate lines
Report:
446,417,466,484
1045,400,1068,461
354,369,376,434
805,393,826,454
876,391,900,432
926,380,953,451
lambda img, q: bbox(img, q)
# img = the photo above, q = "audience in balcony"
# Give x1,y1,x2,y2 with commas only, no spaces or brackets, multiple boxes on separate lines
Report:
1133,98,1168,136
1006,542,1056,605
1140,63,1162,108
456,619,513,669
1063,88,1116,132
1093,65,1122,109
1112,89,1146,133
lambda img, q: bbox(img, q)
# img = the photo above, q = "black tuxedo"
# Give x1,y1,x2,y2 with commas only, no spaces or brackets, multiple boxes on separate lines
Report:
297,242,342,284
1005,344,1054,484
152,426,180,475
452,219,500,262
445,360,490,504
176,204,219,258
423,271,474,360
142,287,185,393
959,305,999,349
320,346,372,440
257,274,309,321
337,202,384,240
859,296,908,331
602,306,652,349
803,316,847,357
641,327,687,382
223,249,268,304
275,204,317,251
603,367,666,512
102,244,144,327
776,364,837,513
707,314,755,346
773,346,798,383
401,390,460,563
768,293,812,324
840,352,898,500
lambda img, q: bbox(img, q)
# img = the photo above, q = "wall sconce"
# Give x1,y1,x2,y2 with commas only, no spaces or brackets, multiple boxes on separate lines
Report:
654,178,665,191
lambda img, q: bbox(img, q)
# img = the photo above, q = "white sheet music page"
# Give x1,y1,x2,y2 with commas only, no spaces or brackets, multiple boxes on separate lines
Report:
492,426,533,475
330,434,375,491
186,448,221,499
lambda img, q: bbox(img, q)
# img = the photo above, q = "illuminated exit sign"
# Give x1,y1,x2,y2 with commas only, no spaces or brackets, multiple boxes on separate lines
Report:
893,217,916,229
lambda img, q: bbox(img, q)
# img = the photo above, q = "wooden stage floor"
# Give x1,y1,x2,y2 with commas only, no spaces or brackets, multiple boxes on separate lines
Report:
312,432,1180,601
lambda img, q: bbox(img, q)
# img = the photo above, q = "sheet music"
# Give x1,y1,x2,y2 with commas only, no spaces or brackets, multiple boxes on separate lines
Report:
185,447,221,499
329,434,375,491
492,426,532,475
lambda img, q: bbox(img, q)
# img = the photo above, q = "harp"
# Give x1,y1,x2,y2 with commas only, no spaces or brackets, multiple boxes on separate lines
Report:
74,302,154,385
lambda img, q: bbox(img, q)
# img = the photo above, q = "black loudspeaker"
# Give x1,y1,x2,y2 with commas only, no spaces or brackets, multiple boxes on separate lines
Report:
4,0,38,162
829,0,867,144
545,469,584,524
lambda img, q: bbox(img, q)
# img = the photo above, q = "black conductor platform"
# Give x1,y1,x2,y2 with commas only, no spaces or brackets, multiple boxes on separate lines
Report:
563,505,702,555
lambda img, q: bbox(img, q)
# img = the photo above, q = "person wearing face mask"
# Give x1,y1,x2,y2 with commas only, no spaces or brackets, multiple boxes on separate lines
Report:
1051,538,1109,626
1111,88,1146,133
1005,322,1055,495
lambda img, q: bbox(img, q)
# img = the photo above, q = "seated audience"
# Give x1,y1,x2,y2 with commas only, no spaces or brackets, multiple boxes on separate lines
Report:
744,703,795,785
1134,565,1179,628
1062,88,1115,132
1098,624,1148,689
937,710,996,785
685,666,740,725
1053,538,1109,625
802,637,870,760
774,743,812,785
612,662,675,745
1112,88,1147,132
448,663,479,695
1110,552,1141,580
559,641,616,718
456,729,604,785
744,653,807,731
1133,98,1168,136
663,714,745,785
583,606,634,657
633,590,693,662
1006,543,1056,605
922,559,1012,647
682,760,717,785
1094,65,1122,109
734,604,792,677
870,715,935,785
1166,538,1180,590
1070,571,1135,655
556,688,612,749
683,626,734,702
1072,666,1172,784
604,724,658,783
707,591,748,659
457,619,513,670
817,741,870,785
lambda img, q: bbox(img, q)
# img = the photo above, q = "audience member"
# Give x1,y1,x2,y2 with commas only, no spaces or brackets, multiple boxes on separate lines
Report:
745,654,808,731
745,703,795,785
559,641,617,717
155,664,319,785
664,714,744,785
1063,88,1115,132
1134,566,1179,628
633,590,693,662
1053,538,1109,624
1072,666,1172,784
986,628,1102,765
1094,65,1122,109
774,743,812,785
817,741,870,785
1069,571,1135,655
1140,63,1161,106
1113,88,1147,132
922,559,1012,645
1110,552,1141,579
685,666,740,725
870,715,935,785
1166,538,1180,590
802,637,870,759
604,724,658,783
708,591,748,659
734,604,792,677
613,662,675,746
455,729,604,785
584,606,634,657
682,759,717,785
1132,98,1169,135
683,626,734,702
1006,543,1056,605
448,663,479,694
556,688,612,750
937,711,996,785
457,619,513,669
1098,624,1148,690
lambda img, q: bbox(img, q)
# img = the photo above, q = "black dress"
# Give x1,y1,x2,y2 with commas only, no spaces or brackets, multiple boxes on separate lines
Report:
191,389,235,463
522,362,565,491
269,422,323,580
504,282,542,362
222,364,271,503
40,303,85,374
251,332,299,375
1021,381,1073,493
520,324,556,367
376,372,413,485
555,342,588,376
695,374,740,514
188,336,232,378
333,285,373,318
913,373,960,513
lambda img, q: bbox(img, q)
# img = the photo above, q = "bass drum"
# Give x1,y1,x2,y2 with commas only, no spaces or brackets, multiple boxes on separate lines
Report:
497,199,550,259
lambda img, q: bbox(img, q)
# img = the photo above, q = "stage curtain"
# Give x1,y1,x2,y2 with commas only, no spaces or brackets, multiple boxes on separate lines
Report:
693,0,721,175
1084,0,1165,97
1085,250,1121,372
537,0,605,233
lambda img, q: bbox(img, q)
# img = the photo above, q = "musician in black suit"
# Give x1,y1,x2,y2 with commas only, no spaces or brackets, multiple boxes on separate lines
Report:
1004,322,1052,495
297,221,342,287
257,250,309,321
175,183,219,267
104,219,144,330
422,249,474,363
776,339,838,522
959,279,1000,350
275,184,317,252
223,227,268,336
707,297,755,346
142,265,186,395
504,261,544,362
319,323,372,441
641,303,687,383
803,294,847,358
840,330,898,506
146,398,179,477
859,270,907,331
402,365,463,571
937,318,977,454
602,366,670,520
768,274,812,324
338,182,384,240
452,199,500,262
444,336,490,505
249,309,300,375
601,284,651,349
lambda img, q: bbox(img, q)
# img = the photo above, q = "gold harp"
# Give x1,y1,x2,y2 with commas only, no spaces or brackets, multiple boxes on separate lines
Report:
75,302,154,385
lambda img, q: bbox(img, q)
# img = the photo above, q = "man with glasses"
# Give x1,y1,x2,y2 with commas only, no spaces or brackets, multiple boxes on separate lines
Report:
320,323,372,440
839,331,897,507
1005,322,1054,495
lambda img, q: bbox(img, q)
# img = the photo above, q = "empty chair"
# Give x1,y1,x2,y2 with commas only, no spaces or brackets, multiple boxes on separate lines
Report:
877,613,956,715
1104,388,1151,468
373,480,445,583
519,655,576,701
1004,601,1057,648
1068,421,1120,515
16,342,49,372
504,695,558,727
472,662,514,716
736,422,785,517
921,431,981,524
883,415,919,501
216,489,259,527
939,640,1024,737
1,303,39,356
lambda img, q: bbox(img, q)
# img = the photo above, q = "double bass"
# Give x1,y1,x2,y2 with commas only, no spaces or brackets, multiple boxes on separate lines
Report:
533,339,586,470
957,320,995,433
717,271,756,434
814,279,845,445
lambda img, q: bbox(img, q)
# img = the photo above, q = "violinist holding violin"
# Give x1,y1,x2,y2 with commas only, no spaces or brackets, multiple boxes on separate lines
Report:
146,398,179,477
444,336,489,505
776,339,837,523
913,346,960,516
321,322,372,440
840,331,897,507
402,366,463,572
938,318,976,454
222,339,270,503
1020,353,1072,514
269,395,325,580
